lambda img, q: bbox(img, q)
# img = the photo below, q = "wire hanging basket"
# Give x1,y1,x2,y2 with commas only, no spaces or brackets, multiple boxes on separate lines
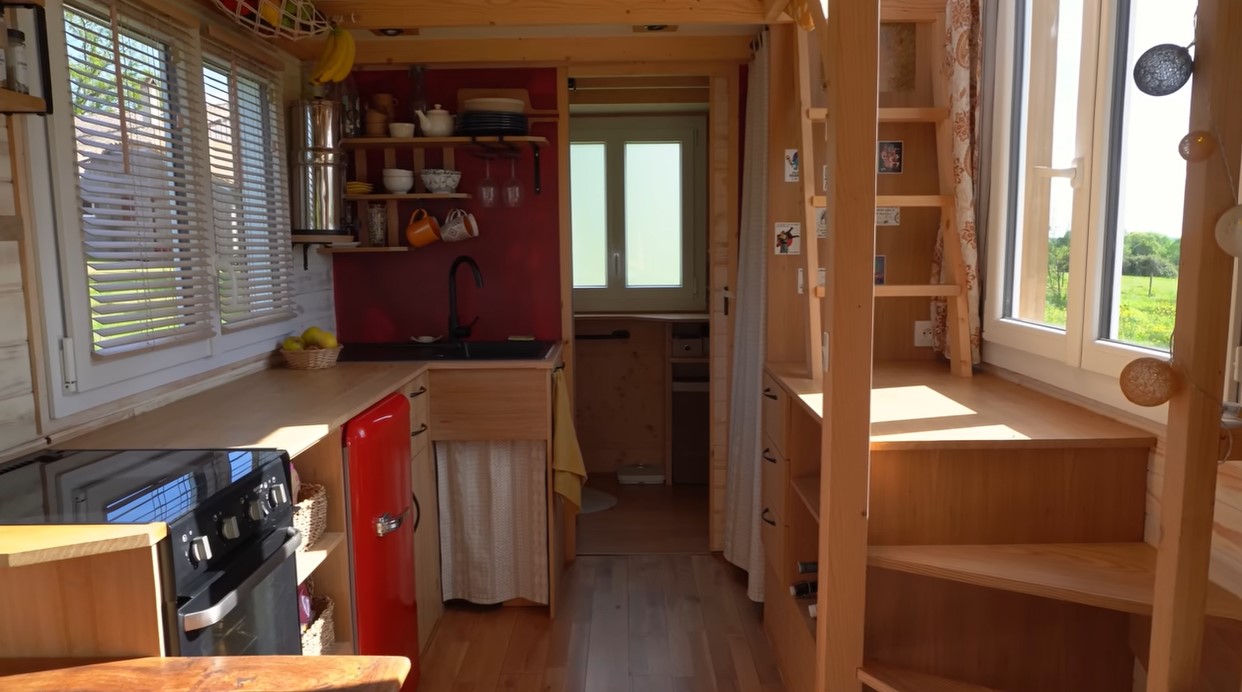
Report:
210,0,331,41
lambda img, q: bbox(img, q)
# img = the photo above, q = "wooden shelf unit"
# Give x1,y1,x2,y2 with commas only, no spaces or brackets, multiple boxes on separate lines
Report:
790,475,820,522
295,531,345,584
291,234,353,244
867,543,1242,621
317,246,407,255
341,135,549,149
343,193,471,201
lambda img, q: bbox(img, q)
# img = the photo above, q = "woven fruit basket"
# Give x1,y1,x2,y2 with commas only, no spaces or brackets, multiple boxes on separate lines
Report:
210,0,330,41
301,595,336,655
281,345,342,370
292,483,327,550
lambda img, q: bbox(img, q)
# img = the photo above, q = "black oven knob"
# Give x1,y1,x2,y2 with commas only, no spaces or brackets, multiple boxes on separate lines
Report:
268,484,290,507
188,536,213,565
248,499,268,521
219,515,240,540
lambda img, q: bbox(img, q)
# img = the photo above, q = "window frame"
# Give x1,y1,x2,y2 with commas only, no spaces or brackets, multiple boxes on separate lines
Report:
984,0,1186,420
569,115,708,314
28,0,298,420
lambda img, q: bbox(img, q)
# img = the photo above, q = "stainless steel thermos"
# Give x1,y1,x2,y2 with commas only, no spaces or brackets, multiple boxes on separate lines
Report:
289,99,345,234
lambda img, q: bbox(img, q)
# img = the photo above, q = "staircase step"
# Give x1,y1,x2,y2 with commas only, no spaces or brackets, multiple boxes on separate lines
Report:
874,284,961,298
867,543,1242,621
859,664,1000,692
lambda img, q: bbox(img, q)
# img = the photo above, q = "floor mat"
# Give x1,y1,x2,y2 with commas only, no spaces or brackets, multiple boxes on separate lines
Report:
580,486,619,514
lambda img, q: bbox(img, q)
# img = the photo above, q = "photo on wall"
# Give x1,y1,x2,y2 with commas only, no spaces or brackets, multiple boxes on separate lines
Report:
785,149,800,182
874,255,887,285
877,140,904,174
775,222,802,255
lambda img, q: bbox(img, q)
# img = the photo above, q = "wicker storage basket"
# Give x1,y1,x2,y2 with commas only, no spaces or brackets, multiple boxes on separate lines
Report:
209,0,330,41
292,483,327,550
281,345,342,370
301,596,336,655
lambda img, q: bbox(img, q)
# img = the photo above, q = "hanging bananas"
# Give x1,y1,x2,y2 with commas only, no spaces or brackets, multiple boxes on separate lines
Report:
310,27,355,85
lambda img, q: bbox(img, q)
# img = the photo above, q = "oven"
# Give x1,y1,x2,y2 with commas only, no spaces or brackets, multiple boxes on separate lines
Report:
0,448,304,656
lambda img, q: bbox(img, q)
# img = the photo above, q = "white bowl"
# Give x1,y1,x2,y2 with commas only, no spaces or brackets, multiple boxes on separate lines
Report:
382,168,414,176
388,122,415,138
420,169,462,194
382,177,414,194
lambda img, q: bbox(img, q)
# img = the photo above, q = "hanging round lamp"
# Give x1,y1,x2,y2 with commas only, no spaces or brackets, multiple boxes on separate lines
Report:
1133,43,1194,96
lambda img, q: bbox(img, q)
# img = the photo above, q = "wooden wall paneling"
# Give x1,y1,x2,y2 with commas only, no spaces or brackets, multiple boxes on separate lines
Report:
864,569,1135,691
1147,0,1242,687
331,36,753,68
765,27,809,369
867,447,1149,546
708,69,739,550
811,0,878,688
873,122,939,362
572,319,667,474
0,546,165,657
1130,615,1242,692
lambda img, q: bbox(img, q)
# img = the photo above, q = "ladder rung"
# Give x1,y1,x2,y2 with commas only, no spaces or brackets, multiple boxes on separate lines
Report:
812,195,827,208
876,195,953,208
879,107,949,123
808,107,828,121
875,284,962,298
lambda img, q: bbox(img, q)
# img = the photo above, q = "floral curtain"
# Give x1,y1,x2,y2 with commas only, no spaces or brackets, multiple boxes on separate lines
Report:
931,0,983,363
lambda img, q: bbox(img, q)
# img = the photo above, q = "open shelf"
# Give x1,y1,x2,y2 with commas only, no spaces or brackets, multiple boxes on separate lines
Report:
858,664,1000,692
0,89,47,115
318,246,408,255
342,135,549,149
291,234,354,244
791,475,820,523
867,543,1242,621
798,597,817,640
295,532,344,584
874,284,962,298
344,193,471,201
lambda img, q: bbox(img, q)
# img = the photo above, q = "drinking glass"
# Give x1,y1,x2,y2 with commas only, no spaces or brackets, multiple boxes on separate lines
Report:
478,158,498,208
503,158,523,208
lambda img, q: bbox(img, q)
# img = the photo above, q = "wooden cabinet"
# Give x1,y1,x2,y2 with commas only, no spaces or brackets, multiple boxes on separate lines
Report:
403,373,442,653
428,368,551,441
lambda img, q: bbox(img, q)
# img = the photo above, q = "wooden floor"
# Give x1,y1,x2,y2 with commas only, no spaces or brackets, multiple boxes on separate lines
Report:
419,555,785,692
577,476,709,555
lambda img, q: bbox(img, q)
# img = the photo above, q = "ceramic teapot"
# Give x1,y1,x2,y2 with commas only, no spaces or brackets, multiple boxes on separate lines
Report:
415,104,454,137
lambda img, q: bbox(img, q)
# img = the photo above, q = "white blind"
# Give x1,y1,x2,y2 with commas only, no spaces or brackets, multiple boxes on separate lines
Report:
203,43,295,331
66,0,216,357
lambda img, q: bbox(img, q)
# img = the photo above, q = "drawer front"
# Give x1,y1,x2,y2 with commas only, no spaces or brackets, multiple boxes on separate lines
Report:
429,369,550,441
404,374,431,455
761,372,789,455
760,436,786,522
760,502,783,570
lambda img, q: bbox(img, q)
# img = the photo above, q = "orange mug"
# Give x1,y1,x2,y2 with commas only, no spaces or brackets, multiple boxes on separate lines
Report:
405,209,441,248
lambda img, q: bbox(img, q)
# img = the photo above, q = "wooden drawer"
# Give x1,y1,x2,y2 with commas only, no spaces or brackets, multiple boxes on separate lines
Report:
761,435,786,522
428,369,550,441
761,372,789,455
404,373,430,456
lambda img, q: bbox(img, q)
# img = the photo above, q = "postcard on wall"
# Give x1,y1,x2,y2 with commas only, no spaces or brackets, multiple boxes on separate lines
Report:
877,140,904,174
816,208,828,238
874,255,887,285
822,164,828,192
876,206,901,226
817,267,827,287
775,222,802,255
785,149,800,182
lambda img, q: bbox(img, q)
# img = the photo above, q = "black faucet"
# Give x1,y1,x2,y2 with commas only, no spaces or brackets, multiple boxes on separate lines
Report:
448,255,484,342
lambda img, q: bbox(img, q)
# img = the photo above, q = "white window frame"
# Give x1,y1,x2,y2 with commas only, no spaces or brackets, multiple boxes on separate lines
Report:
27,0,298,420
569,115,708,314
984,0,1191,421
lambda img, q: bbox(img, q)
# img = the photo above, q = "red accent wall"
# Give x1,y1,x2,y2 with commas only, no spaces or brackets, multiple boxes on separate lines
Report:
331,68,562,343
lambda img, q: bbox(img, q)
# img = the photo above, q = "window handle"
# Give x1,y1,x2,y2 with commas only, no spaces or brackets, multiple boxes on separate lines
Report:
612,252,621,278
1033,158,1082,189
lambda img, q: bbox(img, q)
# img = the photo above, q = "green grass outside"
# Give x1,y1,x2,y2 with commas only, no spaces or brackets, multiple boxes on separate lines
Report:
1042,274,1176,351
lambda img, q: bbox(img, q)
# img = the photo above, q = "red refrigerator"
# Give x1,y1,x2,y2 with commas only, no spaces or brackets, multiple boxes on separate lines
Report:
345,393,419,690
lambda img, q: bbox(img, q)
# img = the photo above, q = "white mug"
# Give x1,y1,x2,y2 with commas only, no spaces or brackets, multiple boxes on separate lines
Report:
441,209,471,243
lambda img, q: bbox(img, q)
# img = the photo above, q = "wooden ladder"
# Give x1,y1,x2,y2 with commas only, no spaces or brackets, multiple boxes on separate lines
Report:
799,1,973,377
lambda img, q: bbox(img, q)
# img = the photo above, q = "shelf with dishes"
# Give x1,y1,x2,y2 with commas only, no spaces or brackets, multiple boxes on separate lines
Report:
341,135,549,149
344,193,472,201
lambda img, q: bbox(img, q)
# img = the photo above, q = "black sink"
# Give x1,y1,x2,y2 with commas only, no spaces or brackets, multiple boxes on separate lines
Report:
338,340,556,362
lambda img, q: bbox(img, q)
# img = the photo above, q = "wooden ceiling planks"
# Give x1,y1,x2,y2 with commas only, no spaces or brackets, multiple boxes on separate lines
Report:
314,0,769,29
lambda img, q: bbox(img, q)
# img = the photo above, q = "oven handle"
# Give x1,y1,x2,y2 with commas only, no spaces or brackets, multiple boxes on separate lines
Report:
180,527,302,632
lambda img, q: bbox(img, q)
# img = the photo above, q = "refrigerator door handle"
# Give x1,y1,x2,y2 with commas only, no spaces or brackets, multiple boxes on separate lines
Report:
375,505,411,537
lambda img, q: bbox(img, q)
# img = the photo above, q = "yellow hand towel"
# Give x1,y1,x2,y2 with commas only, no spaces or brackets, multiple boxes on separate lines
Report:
552,368,588,509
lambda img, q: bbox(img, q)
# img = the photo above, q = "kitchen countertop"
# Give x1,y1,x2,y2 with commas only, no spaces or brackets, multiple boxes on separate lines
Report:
0,655,410,691
59,344,563,458
0,524,165,568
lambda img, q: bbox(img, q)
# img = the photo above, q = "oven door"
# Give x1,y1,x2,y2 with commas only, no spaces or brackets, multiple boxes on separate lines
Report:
174,527,303,656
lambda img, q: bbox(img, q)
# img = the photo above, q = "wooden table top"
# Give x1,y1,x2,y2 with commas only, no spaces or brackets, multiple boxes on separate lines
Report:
0,656,410,691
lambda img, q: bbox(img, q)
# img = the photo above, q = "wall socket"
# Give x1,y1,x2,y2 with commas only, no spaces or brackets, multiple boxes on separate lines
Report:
914,320,934,348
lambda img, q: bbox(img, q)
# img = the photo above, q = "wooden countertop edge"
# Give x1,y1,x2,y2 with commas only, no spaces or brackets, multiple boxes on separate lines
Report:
0,524,166,568
56,346,564,459
0,655,410,691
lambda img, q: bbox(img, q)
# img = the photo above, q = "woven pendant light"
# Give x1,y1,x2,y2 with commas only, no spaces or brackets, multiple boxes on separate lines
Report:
1120,357,1178,407
1133,43,1194,96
